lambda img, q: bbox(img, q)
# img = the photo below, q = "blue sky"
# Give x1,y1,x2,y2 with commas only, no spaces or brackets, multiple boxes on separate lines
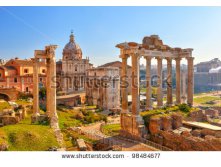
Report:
0,7,221,66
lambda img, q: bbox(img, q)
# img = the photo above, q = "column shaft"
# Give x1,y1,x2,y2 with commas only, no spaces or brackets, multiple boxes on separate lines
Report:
175,58,181,104
33,58,39,115
120,54,129,113
187,57,194,106
145,57,152,110
156,57,163,107
46,58,51,116
166,58,173,106
131,53,140,115
50,56,57,120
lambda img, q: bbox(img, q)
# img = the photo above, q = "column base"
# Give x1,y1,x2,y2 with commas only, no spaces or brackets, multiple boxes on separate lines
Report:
31,113,49,124
145,106,153,111
166,103,173,107
120,113,146,140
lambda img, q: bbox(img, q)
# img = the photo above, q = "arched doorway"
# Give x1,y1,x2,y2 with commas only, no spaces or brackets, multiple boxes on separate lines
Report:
0,93,10,101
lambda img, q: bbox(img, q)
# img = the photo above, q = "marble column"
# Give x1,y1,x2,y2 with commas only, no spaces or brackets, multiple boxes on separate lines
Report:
50,56,57,120
120,54,129,113
131,53,140,115
145,56,152,110
187,57,194,106
175,57,181,104
32,58,39,115
156,57,163,107
46,45,58,128
166,57,173,106
46,58,51,116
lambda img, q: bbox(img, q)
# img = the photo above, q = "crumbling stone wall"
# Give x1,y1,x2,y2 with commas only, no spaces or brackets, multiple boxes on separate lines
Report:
149,113,182,135
151,131,221,151
148,113,221,150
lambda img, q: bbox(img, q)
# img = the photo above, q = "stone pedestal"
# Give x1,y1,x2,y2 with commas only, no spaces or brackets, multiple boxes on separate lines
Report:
120,113,146,140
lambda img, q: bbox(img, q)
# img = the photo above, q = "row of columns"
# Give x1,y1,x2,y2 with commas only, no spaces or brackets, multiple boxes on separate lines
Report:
121,54,194,114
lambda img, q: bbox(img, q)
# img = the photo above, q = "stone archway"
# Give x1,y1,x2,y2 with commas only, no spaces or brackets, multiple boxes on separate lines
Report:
0,93,10,101
0,88,19,101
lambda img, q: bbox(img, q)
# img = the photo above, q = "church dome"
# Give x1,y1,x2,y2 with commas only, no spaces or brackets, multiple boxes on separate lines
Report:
63,32,82,60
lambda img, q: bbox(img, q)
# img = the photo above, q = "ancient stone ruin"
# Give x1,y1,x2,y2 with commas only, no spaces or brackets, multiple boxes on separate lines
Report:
116,35,194,140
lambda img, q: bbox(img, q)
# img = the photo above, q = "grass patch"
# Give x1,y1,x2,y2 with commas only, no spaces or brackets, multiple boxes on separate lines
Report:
0,116,58,151
102,124,121,136
58,110,82,129
0,102,12,111
193,96,220,105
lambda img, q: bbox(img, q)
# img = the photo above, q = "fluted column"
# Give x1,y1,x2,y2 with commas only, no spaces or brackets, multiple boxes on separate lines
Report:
120,54,129,113
156,57,163,107
187,57,194,106
145,56,152,110
131,53,140,115
32,58,39,115
175,57,181,104
166,57,173,106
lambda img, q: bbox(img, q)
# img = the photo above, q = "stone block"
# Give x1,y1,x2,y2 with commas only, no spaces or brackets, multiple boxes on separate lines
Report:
161,116,172,131
1,116,19,125
149,117,161,135
191,129,201,137
171,113,183,129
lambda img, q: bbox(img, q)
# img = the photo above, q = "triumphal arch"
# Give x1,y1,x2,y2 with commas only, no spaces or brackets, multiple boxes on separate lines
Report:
116,35,194,139
32,45,59,128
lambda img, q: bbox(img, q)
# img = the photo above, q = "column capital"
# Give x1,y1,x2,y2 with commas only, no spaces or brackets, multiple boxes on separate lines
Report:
186,56,194,61
155,56,163,61
165,57,172,61
119,54,130,59
174,57,182,61
144,56,152,61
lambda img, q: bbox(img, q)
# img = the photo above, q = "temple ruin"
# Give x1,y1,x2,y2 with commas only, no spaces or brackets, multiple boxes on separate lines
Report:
116,35,194,139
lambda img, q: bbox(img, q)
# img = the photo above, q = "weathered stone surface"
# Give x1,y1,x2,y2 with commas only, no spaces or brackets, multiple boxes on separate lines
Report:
201,129,216,137
189,110,205,122
152,130,221,151
161,116,172,131
181,131,192,137
149,117,161,135
171,113,183,129
76,139,87,151
191,129,201,137
205,109,219,118
0,116,19,125
0,142,8,151
31,114,49,124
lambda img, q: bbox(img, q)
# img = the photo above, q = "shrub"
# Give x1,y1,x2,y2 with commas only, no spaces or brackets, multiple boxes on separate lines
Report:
178,103,190,113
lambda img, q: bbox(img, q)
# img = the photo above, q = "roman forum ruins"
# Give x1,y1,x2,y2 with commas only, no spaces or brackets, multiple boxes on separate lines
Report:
116,35,194,139
32,45,59,129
